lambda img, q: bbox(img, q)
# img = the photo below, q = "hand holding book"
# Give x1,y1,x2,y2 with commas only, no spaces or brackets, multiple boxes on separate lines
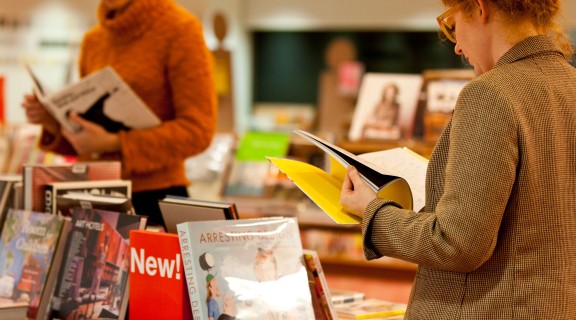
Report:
340,166,378,218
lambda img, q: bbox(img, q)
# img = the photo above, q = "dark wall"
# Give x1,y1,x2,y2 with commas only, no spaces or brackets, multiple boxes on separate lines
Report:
252,31,468,104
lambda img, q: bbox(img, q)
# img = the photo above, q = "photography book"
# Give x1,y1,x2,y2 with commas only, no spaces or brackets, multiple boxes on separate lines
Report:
44,179,132,215
177,217,315,319
158,195,238,234
51,208,146,320
268,130,428,224
0,209,70,320
25,64,161,133
56,193,134,217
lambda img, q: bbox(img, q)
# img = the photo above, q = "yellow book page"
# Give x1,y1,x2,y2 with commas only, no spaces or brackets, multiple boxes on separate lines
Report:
267,157,361,224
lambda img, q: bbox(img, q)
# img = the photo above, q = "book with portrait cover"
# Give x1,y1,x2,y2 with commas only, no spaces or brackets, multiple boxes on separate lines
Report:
25,64,161,134
23,161,122,212
348,73,424,141
177,217,315,320
129,230,192,320
0,209,69,319
268,130,428,224
44,179,132,215
50,208,146,320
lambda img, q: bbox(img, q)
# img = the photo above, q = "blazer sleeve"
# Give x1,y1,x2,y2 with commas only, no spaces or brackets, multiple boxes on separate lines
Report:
361,80,519,273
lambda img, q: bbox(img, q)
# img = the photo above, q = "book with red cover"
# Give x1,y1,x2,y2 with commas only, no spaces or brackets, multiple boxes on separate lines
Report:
23,161,122,212
129,230,192,320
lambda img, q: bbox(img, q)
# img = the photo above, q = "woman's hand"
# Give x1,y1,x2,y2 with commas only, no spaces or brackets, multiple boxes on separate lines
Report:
62,112,120,157
340,166,377,218
21,93,59,134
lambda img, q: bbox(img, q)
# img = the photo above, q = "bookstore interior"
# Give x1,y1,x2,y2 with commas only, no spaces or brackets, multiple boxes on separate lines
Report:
0,0,575,319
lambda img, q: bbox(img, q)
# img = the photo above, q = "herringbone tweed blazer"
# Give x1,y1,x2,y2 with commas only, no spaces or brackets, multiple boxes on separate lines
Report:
362,35,576,319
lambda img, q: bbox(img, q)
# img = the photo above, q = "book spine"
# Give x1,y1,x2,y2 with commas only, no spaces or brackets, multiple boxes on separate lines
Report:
44,184,55,214
23,166,32,211
177,223,204,319
28,218,71,320
305,252,337,320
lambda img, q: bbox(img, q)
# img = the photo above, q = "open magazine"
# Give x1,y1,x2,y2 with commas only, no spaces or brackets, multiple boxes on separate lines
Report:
25,65,161,133
268,130,428,224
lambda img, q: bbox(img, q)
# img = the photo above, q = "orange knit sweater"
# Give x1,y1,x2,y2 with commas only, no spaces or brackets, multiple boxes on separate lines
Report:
40,0,217,192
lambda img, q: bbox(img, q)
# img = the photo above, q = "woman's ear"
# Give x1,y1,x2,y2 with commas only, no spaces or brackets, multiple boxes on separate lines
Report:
475,0,490,23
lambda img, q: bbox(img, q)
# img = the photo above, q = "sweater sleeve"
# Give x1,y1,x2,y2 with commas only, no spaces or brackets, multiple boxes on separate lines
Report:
361,80,518,273
119,17,217,175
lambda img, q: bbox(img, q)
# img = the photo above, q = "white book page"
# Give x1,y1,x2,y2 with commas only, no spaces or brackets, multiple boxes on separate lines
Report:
359,148,428,211
294,130,390,191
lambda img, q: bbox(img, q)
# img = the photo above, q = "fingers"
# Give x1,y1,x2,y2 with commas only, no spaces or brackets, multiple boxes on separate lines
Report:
342,166,354,192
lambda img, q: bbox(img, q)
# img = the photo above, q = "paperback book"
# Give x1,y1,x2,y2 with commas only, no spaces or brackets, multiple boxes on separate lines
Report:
23,161,122,212
129,230,192,320
303,249,337,320
51,208,146,320
0,175,21,234
177,217,315,320
159,195,238,234
44,179,132,215
330,288,366,305
0,209,69,319
26,64,161,133
224,131,290,198
334,298,407,319
268,130,428,224
56,193,134,217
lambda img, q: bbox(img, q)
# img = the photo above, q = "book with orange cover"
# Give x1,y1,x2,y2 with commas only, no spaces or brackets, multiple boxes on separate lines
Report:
129,230,192,320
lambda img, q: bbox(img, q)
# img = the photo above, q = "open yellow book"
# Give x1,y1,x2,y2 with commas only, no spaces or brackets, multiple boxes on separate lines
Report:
268,130,428,224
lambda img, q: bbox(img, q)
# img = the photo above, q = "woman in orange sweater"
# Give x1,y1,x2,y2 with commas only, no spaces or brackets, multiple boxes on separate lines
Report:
21,0,217,227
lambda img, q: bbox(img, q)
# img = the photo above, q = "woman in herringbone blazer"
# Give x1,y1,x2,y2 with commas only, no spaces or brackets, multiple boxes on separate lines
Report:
340,0,576,319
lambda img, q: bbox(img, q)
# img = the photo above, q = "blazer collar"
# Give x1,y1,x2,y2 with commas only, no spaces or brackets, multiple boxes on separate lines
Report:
495,35,565,69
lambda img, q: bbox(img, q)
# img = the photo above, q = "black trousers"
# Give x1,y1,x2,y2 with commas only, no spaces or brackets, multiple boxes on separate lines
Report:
131,186,188,229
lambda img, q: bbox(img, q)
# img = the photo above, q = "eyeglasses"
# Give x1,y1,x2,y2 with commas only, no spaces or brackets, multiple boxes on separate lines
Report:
437,6,460,43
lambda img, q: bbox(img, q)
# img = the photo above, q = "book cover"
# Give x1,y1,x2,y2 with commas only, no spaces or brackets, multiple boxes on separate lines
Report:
159,195,238,234
129,230,192,320
56,193,134,217
268,130,428,224
51,208,145,320
0,209,67,317
23,161,122,212
303,249,337,320
44,179,132,215
224,131,290,198
329,288,366,305
0,175,21,234
334,298,407,319
185,132,235,201
348,73,424,141
26,64,161,133
177,217,315,320
416,69,475,142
